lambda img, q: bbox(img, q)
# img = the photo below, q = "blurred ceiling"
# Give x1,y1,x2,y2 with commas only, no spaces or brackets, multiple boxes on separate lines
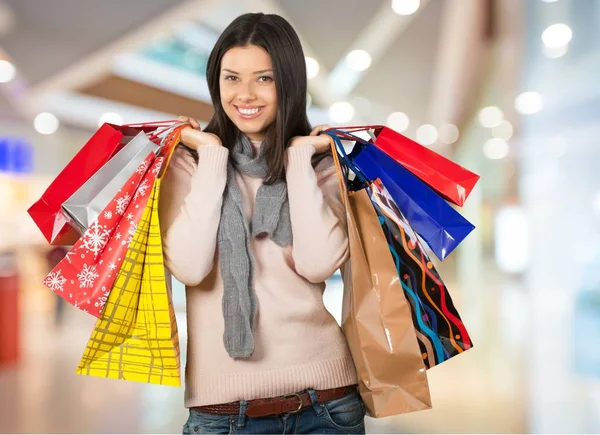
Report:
0,0,186,85
0,0,498,139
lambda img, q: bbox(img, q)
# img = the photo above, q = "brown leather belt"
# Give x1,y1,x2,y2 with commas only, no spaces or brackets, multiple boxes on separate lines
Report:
193,385,357,418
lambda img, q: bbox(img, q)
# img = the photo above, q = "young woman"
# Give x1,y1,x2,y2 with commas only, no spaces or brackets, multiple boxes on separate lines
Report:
159,12,365,434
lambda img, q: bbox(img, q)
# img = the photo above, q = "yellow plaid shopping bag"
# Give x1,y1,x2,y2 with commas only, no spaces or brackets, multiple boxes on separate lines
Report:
76,130,182,386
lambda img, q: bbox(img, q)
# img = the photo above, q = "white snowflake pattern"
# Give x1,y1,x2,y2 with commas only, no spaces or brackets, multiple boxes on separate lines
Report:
81,221,111,256
152,158,164,176
64,250,74,263
135,159,150,175
104,211,113,220
121,221,138,246
114,192,131,215
43,269,66,292
77,264,99,289
126,212,134,220
108,262,117,271
133,179,150,201
115,233,121,240
94,288,110,309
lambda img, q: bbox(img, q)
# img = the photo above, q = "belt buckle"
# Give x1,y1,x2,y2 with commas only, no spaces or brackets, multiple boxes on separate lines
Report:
282,393,303,414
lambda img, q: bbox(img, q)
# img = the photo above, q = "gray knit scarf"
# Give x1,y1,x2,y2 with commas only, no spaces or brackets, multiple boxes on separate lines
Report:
217,135,292,358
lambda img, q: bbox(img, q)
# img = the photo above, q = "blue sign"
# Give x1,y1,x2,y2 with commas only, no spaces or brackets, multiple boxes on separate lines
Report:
0,136,33,174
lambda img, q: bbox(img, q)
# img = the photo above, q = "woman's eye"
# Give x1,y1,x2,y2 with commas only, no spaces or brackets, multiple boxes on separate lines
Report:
224,75,238,81
258,76,273,83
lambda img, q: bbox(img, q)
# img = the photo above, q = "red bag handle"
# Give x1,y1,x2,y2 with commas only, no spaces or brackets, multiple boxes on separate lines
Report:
325,124,384,133
122,119,180,127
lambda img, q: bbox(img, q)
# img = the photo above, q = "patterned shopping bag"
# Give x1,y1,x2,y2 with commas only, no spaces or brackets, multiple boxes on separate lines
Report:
75,132,181,386
42,151,159,317
368,179,473,368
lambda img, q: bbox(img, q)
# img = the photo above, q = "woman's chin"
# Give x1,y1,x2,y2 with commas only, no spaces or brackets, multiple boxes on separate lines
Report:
234,122,269,139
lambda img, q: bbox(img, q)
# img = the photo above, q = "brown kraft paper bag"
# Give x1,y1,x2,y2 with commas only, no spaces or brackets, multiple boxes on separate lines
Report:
331,141,432,417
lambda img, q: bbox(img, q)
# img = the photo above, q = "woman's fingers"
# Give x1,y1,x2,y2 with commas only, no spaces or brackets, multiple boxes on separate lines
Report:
178,116,200,129
310,124,331,136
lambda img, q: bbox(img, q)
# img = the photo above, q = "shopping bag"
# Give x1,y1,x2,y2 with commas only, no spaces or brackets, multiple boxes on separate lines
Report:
329,125,480,206
62,131,158,234
331,142,432,418
349,141,475,261
369,179,473,368
27,122,174,245
76,129,182,386
42,150,158,317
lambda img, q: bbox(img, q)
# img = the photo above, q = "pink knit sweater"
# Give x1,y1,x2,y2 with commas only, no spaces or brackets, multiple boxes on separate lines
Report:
158,141,357,407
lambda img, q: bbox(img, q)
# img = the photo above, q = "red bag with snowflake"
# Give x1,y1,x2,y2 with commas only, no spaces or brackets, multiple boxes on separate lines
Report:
42,149,167,317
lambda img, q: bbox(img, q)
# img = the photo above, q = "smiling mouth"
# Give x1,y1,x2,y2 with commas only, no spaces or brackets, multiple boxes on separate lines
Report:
234,106,265,119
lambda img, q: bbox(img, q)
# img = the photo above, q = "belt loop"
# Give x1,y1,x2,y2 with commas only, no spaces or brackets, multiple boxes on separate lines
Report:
237,400,247,429
307,389,325,417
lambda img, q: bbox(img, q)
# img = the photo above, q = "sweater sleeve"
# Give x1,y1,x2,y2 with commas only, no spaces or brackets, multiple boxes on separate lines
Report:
158,146,229,286
286,145,349,283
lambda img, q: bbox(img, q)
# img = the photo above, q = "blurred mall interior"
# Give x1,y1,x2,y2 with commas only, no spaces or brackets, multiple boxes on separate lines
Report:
1,0,600,433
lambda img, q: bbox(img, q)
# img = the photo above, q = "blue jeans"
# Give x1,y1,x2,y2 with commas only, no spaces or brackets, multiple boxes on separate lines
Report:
183,389,366,434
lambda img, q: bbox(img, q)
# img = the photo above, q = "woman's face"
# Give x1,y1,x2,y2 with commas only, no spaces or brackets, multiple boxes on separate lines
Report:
219,45,278,142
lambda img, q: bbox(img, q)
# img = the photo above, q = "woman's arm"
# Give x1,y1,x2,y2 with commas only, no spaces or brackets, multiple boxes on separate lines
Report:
286,144,349,283
159,146,229,286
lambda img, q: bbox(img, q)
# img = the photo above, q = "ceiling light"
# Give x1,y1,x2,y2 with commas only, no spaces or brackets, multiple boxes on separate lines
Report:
0,59,16,83
439,123,459,144
34,113,60,135
543,44,569,59
329,102,355,123
98,112,124,127
345,50,372,72
416,124,438,146
478,106,504,128
305,57,320,79
492,120,513,141
542,23,572,48
515,92,543,115
386,112,409,133
483,138,509,160
391,0,421,16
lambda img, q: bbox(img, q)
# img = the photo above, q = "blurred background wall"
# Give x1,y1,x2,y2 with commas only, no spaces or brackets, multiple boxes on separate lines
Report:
1,0,599,433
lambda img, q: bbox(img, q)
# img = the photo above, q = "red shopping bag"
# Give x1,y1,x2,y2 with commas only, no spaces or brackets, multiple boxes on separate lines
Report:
27,122,175,245
330,125,480,207
42,151,162,316
42,124,182,317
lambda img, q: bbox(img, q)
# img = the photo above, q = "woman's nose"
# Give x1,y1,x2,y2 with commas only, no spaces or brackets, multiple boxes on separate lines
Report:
236,81,256,102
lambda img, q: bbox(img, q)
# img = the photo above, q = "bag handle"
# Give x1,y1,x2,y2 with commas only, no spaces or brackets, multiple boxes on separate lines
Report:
325,125,383,134
149,122,190,144
324,130,370,183
156,125,187,179
122,120,180,127
323,130,372,206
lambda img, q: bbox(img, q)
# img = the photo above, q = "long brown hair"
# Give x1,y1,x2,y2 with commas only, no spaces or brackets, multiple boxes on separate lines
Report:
200,13,312,184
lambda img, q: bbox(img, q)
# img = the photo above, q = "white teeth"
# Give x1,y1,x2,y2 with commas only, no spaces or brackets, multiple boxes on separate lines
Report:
238,107,260,115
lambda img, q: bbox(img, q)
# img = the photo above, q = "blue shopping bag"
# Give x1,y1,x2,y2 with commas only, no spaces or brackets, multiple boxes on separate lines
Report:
325,130,474,260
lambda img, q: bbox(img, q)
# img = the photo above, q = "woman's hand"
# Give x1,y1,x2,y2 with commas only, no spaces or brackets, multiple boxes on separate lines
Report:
177,116,223,150
288,124,332,154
